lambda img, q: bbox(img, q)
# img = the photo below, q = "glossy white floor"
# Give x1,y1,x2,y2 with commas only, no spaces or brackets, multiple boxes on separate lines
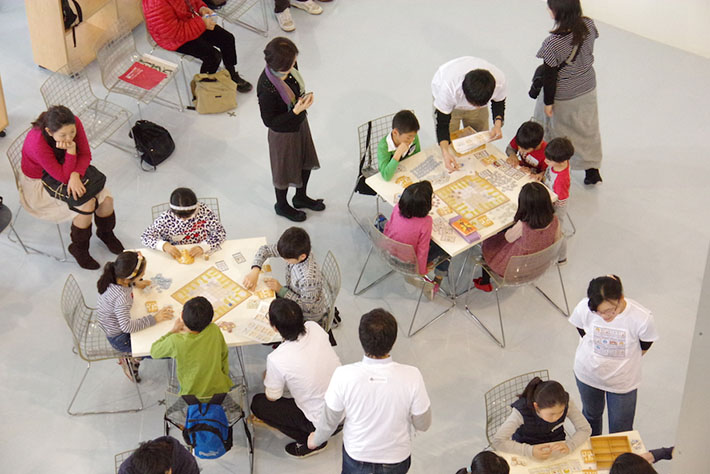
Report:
1,1,708,472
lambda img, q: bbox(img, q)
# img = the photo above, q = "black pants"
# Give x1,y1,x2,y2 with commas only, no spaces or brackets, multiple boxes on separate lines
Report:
176,25,237,74
250,393,314,444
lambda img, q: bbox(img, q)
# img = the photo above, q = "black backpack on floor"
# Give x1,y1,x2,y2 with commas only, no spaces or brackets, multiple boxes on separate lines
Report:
129,120,175,171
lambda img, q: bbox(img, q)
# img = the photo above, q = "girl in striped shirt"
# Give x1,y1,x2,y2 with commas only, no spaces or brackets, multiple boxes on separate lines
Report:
97,251,173,381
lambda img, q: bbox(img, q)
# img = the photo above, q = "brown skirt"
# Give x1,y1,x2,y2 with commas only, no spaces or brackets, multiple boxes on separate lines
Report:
267,118,320,189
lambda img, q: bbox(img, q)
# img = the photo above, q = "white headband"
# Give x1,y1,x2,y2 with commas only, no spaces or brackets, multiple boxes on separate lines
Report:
126,254,145,279
170,203,198,212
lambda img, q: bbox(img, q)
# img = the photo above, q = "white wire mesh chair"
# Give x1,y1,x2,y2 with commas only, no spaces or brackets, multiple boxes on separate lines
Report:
113,449,136,474
163,362,254,473
347,114,395,232
151,197,220,221
6,128,69,261
216,0,268,37
485,370,549,446
40,66,134,153
61,275,144,416
96,23,184,115
464,238,570,348
320,250,341,333
353,219,455,337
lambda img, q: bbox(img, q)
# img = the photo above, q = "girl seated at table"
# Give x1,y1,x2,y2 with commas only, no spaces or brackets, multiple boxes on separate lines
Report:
455,451,509,474
473,181,561,292
492,377,591,460
97,251,173,381
141,187,226,261
383,180,450,297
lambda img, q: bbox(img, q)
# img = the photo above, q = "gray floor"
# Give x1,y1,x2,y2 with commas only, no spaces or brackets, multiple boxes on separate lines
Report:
1,0,708,472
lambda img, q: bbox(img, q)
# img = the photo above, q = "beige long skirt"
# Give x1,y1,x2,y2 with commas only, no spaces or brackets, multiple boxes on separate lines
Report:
18,173,111,222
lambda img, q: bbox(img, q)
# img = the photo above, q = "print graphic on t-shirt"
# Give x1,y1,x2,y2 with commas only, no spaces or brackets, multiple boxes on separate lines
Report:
171,219,207,243
518,150,541,168
593,326,626,358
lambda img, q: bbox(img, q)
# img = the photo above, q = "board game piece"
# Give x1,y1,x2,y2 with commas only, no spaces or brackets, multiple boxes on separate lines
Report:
145,300,158,313
513,170,526,180
177,249,194,265
581,449,595,463
395,175,414,187
449,216,480,243
256,289,275,299
590,435,632,469
247,299,259,309
439,227,456,242
437,205,453,217
510,456,526,466
240,319,278,343
217,321,236,333
232,252,245,264
171,267,251,321
478,169,493,179
582,470,598,474
215,260,228,271
151,273,172,292
474,215,494,228
505,166,517,177
410,155,443,178
435,174,510,222
261,264,272,273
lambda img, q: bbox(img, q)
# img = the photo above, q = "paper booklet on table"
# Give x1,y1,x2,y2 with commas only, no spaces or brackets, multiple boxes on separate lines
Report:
451,126,493,155
119,54,177,90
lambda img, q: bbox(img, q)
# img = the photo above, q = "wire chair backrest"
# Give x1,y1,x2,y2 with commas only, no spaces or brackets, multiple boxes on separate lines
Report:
357,113,395,177
218,0,260,20
151,198,221,222
365,222,419,276
6,128,30,187
96,25,140,91
60,274,93,355
501,238,563,286
40,68,96,116
114,450,136,474
484,369,550,445
320,251,341,331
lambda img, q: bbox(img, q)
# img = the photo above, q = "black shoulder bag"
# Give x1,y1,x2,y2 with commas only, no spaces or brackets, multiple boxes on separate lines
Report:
529,44,579,99
354,121,377,196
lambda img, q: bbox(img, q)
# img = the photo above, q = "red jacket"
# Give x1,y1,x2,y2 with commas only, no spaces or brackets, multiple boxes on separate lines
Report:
143,0,208,51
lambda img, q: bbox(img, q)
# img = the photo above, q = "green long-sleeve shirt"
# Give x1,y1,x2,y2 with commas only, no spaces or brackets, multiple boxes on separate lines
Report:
377,133,421,181
151,323,233,399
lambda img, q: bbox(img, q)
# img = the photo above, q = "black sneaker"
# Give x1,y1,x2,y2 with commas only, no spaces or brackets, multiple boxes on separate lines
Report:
285,441,327,458
584,168,603,185
231,72,253,93
274,203,306,222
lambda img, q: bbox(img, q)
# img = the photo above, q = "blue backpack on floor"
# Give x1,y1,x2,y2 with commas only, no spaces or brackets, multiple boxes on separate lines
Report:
182,393,233,459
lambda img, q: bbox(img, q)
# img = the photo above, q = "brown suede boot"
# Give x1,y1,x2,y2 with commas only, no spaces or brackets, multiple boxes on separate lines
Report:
68,224,100,270
94,212,124,254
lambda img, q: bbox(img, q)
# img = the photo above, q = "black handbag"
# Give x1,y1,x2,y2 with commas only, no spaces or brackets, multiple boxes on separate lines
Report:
61,0,83,47
129,120,175,171
529,45,579,99
42,165,106,214
353,121,377,196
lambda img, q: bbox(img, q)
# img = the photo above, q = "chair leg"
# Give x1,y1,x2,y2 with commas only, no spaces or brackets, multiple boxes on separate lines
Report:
235,346,249,391
353,246,393,295
463,266,505,347
67,360,144,416
407,278,456,337
566,213,577,237
7,207,68,262
243,414,255,474
533,264,570,317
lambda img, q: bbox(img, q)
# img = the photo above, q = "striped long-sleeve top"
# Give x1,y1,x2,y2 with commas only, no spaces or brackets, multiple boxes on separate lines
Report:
141,202,226,254
252,244,327,321
97,284,156,338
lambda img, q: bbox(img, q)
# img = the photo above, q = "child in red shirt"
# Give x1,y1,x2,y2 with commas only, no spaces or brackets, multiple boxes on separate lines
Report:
506,121,547,179
543,138,573,263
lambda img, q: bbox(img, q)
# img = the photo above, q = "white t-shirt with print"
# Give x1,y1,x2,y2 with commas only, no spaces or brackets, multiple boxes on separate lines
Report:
264,321,341,423
324,356,431,464
569,298,659,393
431,56,507,114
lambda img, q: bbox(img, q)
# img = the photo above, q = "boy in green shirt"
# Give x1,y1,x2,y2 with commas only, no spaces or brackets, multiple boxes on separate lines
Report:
151,296,233,399
377,110,422,181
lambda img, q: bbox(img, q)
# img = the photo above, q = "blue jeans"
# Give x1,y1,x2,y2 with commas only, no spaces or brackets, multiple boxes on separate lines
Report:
342,448,411,474
427,242,450,277
575,376,637,436
107,332,132,353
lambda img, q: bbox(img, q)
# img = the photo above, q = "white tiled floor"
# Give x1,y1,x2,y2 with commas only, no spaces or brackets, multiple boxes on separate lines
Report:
1,1,708,472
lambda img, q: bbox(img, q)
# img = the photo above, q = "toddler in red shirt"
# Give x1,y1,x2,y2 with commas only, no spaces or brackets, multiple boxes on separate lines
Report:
543,138,573,263
506,121,547,179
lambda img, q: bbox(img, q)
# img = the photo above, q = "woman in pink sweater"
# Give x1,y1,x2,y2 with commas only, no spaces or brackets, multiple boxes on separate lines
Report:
384,181,450,295
21,106,124,269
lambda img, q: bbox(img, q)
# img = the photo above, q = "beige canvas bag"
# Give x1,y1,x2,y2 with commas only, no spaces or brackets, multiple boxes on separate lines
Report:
190,70,237,114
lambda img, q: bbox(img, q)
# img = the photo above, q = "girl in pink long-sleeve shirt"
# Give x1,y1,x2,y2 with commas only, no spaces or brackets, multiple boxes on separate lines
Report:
21,105,123,269
384,180,450,295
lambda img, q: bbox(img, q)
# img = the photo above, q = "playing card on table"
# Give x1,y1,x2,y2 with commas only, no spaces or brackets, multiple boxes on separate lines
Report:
215,260,228,271
232,252,245,264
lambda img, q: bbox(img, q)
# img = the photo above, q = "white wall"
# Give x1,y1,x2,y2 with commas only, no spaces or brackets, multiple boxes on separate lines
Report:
581,0,710,58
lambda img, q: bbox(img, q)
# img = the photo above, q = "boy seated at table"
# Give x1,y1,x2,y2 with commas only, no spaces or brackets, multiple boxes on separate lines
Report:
141,187,226,261
506,121,547,179
243,227,327,324
150,296,233,399
377,110,422,181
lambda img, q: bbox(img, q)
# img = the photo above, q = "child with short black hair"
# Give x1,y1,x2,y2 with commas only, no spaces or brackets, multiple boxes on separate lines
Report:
492,377,591,460
384,180,450,297
543,138,573,263
610,453,658,474
456,451,510,474
150,296,233,399
118,436,199,474
97,251,174,381
141,187,226,261
377,110,422,181
506,121,547,177
243,227,327,322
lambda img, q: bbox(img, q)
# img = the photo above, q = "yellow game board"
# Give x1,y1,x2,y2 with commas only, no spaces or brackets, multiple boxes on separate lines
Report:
171,267,251,320
435,174,509,221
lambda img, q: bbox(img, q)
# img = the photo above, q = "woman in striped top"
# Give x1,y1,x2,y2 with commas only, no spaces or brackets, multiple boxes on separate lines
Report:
533,0,603,185
97,251,173,380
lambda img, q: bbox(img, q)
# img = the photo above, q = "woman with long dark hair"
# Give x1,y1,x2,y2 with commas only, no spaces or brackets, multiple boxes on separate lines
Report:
533,0,603,185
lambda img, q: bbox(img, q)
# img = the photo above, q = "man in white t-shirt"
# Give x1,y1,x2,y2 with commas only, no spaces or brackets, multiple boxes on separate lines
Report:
308,308,432,473
431,56,507,172
250,298,341,458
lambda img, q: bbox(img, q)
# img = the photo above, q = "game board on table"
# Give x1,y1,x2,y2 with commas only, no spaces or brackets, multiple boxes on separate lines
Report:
434,173,510,221
171,266,251,320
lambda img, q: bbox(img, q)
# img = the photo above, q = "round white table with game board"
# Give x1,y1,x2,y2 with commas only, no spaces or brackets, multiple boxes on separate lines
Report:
129,237,280,359
496,430,647,474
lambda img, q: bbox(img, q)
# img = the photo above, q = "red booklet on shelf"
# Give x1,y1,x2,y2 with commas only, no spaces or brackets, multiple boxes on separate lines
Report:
119,62,167,90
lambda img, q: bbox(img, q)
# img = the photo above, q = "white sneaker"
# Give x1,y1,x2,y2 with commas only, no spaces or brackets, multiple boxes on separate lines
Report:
276,9,296,32
291,0,323,15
